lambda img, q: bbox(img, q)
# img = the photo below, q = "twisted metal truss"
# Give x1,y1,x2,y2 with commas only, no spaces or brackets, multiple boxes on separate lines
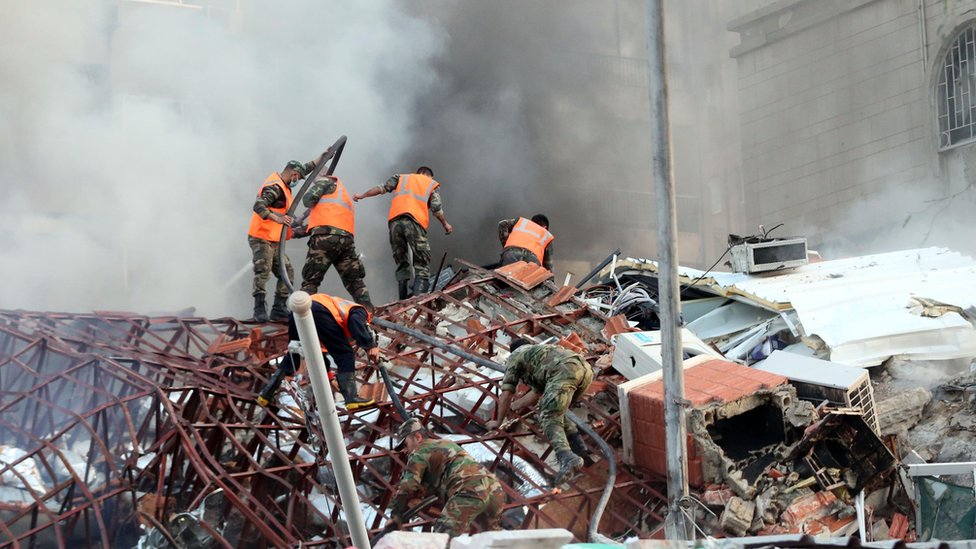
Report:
0,263,667,548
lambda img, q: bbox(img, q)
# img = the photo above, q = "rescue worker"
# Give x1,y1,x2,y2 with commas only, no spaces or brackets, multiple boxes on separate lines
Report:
248,159,313,322
262,293,378,410
353,166,453,299
486,339,593,484
498,214,554,271
389,417,504,537
296,173,374,310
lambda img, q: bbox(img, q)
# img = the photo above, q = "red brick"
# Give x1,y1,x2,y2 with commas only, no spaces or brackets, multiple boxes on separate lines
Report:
688,457,704,487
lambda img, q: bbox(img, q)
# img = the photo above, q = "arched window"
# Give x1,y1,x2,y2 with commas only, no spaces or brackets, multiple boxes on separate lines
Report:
938,23,976,149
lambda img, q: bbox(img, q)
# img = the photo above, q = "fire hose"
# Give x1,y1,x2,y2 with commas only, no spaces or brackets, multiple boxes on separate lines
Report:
276,135,347,292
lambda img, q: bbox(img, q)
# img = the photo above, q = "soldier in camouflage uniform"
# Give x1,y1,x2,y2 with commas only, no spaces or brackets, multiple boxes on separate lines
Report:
248,160,315,322
296,174,374,309
353,166,453,299
389,417,504,537
487,339,593,484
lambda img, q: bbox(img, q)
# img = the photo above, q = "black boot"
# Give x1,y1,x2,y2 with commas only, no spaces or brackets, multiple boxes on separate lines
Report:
336,371,375,411
554,449,584,485
567,431,594,466
253,294,269,323
269,295,289,321
411,276,429,297
397,280,410,300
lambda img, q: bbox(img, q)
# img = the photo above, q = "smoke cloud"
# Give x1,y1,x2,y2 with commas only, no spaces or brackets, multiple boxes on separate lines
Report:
0,0,444,315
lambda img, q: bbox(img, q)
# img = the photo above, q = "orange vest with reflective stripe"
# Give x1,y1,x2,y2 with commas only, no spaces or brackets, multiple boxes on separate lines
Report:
387,174,439,230
247,173,293,242
310,294,372,345
504,217,554,264
308,177,355,235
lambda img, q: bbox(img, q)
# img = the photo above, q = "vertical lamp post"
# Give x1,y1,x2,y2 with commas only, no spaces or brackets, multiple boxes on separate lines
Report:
289,291,371,549
645,0,691,540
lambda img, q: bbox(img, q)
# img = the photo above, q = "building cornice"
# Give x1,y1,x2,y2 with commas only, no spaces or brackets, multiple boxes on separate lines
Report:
728,0,885,58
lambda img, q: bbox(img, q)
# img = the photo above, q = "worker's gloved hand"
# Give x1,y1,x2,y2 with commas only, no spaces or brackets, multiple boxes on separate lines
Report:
486,419,501,431
291,224,309,239
366,347,380,364
270,213,294,226
288,340,304,357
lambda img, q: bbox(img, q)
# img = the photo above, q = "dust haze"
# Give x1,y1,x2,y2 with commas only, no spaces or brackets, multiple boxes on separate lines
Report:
0,0,444,315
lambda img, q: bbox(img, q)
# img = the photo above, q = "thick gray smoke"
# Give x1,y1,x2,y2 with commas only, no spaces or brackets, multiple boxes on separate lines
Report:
394,0,660,273
0,1,444,315
2,1,742,315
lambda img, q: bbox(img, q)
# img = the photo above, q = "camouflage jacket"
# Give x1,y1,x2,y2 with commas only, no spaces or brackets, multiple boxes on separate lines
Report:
300,176,351,237
381,174,444,215
252,161,314,219
390,439,492,516
501,343,587,393
497,218,554,270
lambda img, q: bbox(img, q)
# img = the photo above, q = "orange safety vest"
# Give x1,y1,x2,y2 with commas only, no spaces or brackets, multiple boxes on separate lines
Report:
308,177,355,235
247,173,293,242
310,294,373,351
504,217,554,264
387,174,439,230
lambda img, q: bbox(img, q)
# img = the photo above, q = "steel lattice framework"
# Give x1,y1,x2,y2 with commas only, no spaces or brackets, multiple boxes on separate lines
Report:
0,264,668,548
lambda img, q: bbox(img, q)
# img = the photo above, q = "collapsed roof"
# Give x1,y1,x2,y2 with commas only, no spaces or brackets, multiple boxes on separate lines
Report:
0,262,667,547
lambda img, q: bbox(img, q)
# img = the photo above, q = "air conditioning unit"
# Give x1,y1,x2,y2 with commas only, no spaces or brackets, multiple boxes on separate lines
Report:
754,350,879,433
730,237,808,274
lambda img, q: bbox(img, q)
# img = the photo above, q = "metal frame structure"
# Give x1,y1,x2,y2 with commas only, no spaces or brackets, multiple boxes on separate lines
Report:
0,264,669,548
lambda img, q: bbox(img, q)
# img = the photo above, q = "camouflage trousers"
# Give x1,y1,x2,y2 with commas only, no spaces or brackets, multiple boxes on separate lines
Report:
500,247,540,267
389,216,431,283
248,236,293,299
433,476,505,536
538,356,593,454
299,233,373,308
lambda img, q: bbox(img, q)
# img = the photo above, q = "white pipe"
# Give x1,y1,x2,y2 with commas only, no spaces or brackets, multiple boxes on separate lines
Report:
289,291,371,549
855,490,867,541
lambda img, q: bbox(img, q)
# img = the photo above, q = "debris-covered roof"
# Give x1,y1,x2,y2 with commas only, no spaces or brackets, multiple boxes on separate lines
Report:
0,263,668,547
598,248,976,366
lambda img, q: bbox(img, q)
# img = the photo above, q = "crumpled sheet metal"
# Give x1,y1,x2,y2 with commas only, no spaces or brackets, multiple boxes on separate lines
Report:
600,248,976,367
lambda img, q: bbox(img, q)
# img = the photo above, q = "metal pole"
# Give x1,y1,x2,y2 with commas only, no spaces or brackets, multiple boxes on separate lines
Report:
645,0,690,540
289,291,371,549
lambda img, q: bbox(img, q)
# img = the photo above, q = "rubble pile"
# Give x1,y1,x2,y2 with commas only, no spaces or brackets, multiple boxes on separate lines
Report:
590,247,976,541
2,248,976,546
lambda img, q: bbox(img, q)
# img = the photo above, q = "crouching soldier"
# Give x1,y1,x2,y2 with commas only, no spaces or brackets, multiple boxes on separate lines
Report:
389,417,504,537
258,293,378,410
487,339,593,484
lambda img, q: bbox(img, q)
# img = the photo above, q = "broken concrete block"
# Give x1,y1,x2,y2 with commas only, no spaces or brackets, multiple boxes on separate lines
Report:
702,485,733,507
720,496,756,537
375,531,448,549
876,387,931,435
449,529,572,549
871,519,891,541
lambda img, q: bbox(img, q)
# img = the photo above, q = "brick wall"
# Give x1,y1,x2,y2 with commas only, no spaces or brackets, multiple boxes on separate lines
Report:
627,358,787,486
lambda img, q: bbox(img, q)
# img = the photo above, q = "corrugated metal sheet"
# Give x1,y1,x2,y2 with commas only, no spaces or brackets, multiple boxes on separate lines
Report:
613,248,976,367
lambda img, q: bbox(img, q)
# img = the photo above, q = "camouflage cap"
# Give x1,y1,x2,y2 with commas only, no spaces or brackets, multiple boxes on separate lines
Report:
285,160,310,178
395,417,425,448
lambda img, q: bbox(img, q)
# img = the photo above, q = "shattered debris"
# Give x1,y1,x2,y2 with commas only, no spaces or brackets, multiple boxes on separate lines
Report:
5,248,976,545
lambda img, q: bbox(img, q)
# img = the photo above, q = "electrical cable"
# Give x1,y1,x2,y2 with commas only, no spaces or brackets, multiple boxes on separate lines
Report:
679,245,731,297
